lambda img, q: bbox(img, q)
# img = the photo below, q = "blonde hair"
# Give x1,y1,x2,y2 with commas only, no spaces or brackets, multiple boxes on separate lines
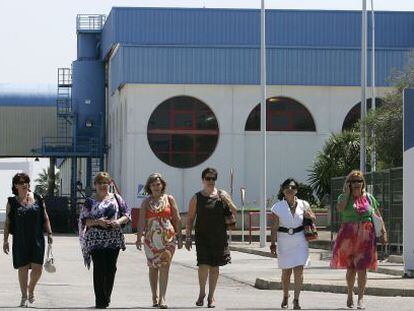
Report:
94,172,112,185
343,170,366,194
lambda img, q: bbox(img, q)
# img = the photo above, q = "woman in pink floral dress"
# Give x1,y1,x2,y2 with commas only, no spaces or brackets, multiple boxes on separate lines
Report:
330,170,388,309
136,173,182,309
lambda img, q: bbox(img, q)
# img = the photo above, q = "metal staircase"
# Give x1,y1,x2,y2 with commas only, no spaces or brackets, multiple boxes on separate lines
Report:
57,68,73,139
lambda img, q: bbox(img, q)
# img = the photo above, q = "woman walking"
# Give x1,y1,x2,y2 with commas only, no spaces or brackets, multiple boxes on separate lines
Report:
269,178,316,310
3,172,53,307
330,170,387,309
79,172,130,309
136,173,182,309
185,167,237,308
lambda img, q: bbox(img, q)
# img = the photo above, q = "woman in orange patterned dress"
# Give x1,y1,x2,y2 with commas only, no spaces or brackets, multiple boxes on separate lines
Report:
330,170,388,309
136,173,182,309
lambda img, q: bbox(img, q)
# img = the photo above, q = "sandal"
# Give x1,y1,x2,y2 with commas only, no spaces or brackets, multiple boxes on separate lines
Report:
28,295,35,304
207,297,215,308
357,299,365,310
347,296,354,308
19,297,28,308
158,304,168,309
195,295,205,307
293,298,301,310
281,296,288,309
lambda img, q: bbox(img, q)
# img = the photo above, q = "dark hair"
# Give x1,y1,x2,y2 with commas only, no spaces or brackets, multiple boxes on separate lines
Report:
144,173,167,195
277,178,299,200
201,167,218,180
12,173,30,196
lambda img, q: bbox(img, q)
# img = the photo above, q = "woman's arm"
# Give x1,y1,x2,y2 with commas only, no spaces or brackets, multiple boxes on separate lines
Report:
270,213,279,254
185,195,197,250
303,202,316,222
42,200,53,244
219,190,237,215
135,199,148,250
3,202,11,254
169,195,182,235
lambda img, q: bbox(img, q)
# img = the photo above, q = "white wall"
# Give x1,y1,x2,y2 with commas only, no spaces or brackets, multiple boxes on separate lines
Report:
107,84,389,211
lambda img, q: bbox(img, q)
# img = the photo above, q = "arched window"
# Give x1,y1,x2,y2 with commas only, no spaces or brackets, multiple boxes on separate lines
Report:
245,96,316,131
342,98,383,131
147,96,219,168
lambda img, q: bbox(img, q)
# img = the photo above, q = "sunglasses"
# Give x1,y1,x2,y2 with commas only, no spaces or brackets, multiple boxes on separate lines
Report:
15,181,29,185
284,185,297,190
96,181,110,185
350,180,363,184
204,176,217,181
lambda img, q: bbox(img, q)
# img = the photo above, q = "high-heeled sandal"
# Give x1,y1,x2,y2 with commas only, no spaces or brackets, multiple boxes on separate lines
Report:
357,299,365,310
158,304,168,309
347,296,354,308
28,295,35,304
281,296,288,309
207,297,215,308
195,295,205,307
293,298,301,310
19,297,28,308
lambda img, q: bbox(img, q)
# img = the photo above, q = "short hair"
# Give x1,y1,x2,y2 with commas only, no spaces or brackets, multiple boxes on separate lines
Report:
201,167,218,180
144,173,167,195
277,177,299,200
12,172,30,196
94,172,112,185
343,170,366,194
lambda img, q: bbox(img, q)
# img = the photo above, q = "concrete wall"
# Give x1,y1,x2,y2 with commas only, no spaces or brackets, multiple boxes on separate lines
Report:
107,84,389,211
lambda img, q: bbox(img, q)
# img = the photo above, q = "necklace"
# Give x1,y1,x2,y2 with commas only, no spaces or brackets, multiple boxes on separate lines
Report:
149,195,165,212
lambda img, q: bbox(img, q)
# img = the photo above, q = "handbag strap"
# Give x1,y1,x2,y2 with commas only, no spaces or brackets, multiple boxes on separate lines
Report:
46,244,54,259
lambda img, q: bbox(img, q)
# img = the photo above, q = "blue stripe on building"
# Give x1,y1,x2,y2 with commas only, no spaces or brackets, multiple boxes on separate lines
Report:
0,84,56,107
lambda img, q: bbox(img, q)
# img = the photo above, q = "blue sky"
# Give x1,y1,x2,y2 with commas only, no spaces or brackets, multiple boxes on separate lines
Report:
0,0,413,84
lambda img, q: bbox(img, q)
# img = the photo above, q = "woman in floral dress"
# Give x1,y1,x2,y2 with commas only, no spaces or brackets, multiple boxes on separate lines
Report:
136,173,182,309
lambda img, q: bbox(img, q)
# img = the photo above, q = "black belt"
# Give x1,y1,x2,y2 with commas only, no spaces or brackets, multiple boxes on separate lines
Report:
278,226,304,235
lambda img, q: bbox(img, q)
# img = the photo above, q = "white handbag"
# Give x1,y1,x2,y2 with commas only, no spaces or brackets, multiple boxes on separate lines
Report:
44,244,56,273
372,213,384,238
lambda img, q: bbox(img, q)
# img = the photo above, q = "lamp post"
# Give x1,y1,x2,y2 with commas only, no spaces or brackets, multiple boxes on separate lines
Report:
259,0,267,247
371,0,377,172
360,0,368,173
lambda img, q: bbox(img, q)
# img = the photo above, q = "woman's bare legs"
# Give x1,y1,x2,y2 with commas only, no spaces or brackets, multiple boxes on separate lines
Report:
207,266,219,306
346,268,356,307
27,263,42,302
149,267,159,305
197,265,209,303
293,266,303,300
357,269,367,307
158,263,170,306
18,265,29,299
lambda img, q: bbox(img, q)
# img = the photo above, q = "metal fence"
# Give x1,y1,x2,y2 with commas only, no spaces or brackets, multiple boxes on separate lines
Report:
330,167,403,253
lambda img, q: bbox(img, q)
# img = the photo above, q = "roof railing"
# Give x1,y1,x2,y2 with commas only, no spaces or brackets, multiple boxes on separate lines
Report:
76,14,106,32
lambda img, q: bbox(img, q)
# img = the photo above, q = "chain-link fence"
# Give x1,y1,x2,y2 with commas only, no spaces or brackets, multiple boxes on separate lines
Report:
330,167,403,254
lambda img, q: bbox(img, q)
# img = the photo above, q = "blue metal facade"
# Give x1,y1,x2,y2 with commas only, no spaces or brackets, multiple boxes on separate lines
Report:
404,88,414,151
101,8,414,89
0,84,56,106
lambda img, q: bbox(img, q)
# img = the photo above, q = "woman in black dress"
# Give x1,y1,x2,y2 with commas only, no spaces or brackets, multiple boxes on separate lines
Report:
2,173,53,307
185,168,237,308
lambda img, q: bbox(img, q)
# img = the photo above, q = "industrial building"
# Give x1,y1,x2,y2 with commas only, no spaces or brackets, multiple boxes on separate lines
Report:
2,7,414,211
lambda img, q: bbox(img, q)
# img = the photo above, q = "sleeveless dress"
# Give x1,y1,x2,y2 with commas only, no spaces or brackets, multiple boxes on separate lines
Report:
144,195,176,268
195,191,231,267
271,199,310,269
8,194,45,269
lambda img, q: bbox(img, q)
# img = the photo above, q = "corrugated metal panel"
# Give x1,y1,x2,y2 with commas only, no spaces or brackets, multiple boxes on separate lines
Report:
101,8,414,59
0,84,56,106
108,45,411,91
0,106,57,156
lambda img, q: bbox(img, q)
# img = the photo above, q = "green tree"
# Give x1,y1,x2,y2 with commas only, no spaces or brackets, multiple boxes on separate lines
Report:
34,168,61,197
308,130,361,200
364,53,414,168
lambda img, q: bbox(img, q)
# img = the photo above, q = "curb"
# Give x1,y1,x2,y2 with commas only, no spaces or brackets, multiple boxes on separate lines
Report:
254,278,414,297
229,245,277,258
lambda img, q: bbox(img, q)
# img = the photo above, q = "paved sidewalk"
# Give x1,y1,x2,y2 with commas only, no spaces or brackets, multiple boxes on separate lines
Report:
125,233,414,297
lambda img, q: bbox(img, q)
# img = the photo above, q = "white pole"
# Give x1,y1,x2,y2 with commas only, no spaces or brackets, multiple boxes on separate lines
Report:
259,0,267,248
371,0,376,172
360,0,368,173
241,187,246,242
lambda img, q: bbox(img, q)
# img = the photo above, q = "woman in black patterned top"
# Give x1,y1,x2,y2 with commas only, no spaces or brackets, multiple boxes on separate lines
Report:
185,167,237,308
79,172,130,309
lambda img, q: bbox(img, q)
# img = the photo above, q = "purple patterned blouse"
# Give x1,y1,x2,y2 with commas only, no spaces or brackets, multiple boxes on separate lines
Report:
79,194,131,268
